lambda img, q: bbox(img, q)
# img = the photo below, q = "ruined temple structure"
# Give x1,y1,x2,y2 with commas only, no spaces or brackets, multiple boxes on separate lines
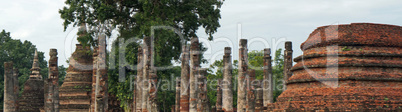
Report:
57,25,121,112
268,23,402,111
58,44,121,112
3,23,402,112
58,44,93,111
18,51,45,112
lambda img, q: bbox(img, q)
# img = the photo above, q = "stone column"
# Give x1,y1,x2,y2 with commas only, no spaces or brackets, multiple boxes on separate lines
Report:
95,47,103,112
180,45,190,112
255,81,263,112
222,47,233,112
196,69,209,112
216,80,222,112
283,42,293,90
237,39,248,112
246,69,255,112
45,49,60,112
91,47,98,112
136,47,143,112
4,62,16,112
263,48,273,105
175,77,181,112
148,68,158,112
142,36,152,112
189,37,200,112
95,35,108,112
12,68,19,111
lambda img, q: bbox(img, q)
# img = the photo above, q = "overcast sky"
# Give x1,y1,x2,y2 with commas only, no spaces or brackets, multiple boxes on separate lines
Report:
1,0,402,67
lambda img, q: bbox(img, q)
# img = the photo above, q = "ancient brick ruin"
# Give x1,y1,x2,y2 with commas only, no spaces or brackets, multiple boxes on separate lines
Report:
58,44,93,111
171,23,401,112
180,44,190,112
268,23,402,111
19,51,45,112
222,47,233,112
3,62,18,112
2,25,123,112
44,49,60,112
3,23,401,112
237,39,248,112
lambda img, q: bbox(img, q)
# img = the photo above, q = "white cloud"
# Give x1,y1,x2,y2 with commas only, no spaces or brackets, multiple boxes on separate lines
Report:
1,0,402,67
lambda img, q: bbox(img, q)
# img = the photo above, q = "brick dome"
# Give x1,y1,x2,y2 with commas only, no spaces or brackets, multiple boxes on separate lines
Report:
269,23,402,111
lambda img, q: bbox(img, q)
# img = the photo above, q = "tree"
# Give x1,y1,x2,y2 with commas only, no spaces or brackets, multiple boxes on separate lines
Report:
272,48,284,102
58,65,67,86
59,0,224,111
207,49,285,108
59,0,224,46
156,66,181,111
0,30,48,109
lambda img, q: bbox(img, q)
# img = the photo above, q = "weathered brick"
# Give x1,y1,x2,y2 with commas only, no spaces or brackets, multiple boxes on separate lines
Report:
268,23,402,111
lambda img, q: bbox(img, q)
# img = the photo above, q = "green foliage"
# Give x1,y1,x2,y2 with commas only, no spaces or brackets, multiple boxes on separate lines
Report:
0,29,48,109
272,48,284,102
107,41,137,110
248,50,264,80
59,0,224,46
58,65,67,86
157,66,181,111
341,46,351,51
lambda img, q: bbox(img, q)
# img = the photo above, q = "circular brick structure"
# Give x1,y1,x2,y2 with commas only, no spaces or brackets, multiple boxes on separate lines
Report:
268,23,402,111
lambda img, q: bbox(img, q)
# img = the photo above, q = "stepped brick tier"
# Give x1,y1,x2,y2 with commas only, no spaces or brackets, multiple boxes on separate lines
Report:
268,23,402,111
59,44,93,112
19,75,45,112
19,51,44,112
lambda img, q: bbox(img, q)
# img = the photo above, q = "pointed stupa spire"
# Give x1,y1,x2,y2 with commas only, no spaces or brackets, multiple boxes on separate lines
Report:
30,49,42,80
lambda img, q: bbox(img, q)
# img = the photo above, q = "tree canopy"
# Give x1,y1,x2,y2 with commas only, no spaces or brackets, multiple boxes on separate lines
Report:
59,0,224,46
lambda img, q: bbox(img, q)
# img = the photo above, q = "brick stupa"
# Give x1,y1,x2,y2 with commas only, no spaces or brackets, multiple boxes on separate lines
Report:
58,44,93,111
18,50,45,112
268,23,402,111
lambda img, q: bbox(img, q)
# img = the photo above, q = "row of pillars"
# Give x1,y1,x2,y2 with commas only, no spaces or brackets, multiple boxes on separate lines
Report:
133,36,159,112
179,37,210,112
132,37,210,112
169,39,293,112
